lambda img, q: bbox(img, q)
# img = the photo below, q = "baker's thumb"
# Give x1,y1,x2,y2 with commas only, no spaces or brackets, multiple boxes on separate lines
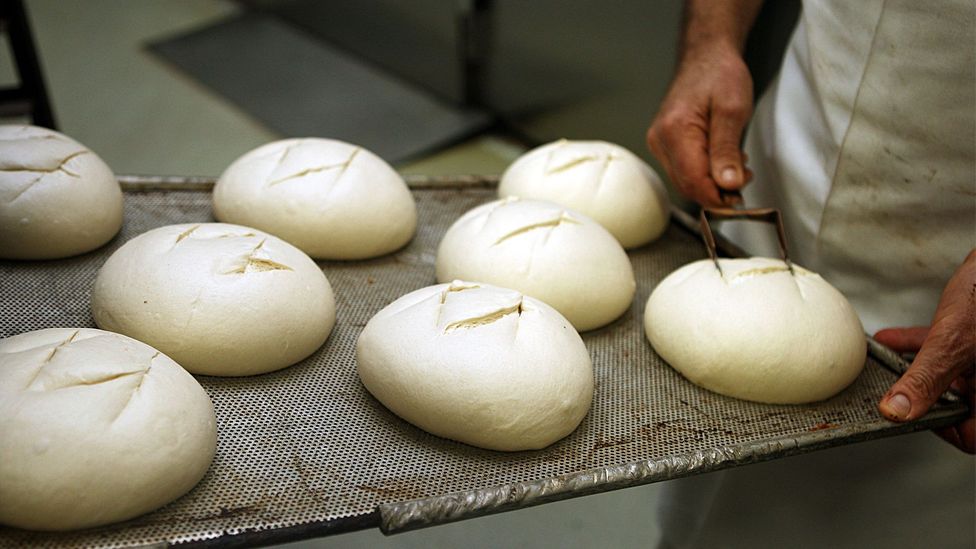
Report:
873,326,929,354
879,349,955,422
708,99,750,191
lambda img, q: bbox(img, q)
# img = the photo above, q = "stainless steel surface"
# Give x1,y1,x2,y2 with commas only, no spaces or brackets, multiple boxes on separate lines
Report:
0,176,966,547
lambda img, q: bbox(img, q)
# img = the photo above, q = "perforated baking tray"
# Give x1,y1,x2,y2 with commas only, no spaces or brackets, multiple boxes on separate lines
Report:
0,176,966,548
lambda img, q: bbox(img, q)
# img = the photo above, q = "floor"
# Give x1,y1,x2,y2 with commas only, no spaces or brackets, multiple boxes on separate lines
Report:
4,2,972,548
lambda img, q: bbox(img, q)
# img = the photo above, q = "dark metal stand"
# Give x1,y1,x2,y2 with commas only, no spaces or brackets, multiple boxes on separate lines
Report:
0,0,56,128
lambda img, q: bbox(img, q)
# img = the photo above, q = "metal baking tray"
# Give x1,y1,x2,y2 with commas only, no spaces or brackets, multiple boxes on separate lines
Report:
0,175,966,548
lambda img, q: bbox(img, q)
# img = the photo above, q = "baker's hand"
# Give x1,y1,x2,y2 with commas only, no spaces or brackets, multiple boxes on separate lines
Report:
875,249,976,454
647,41,754,208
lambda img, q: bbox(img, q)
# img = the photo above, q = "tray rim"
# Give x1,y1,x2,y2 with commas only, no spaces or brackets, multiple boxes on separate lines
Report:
375,404,964,535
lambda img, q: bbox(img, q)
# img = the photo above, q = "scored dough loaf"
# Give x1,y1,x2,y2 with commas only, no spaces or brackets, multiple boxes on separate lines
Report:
498,139,670,248
436,197,636,331
356,281,593,451
644,257,867,404
91,223,336,376
0,125,123,259
213,137,417,260
0,328,216,531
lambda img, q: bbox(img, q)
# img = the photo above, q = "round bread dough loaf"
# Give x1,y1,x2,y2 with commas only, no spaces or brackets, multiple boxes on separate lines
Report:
644,257,866,404
498,139,670,248
0,125,123,259
0,328,216,531
213,137,417,260
436,197,636,331
91,223,335,376
356,280,593,451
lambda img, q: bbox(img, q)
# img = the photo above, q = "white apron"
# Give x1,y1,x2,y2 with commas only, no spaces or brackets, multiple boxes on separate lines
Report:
657,2,976,547
725,0,975,333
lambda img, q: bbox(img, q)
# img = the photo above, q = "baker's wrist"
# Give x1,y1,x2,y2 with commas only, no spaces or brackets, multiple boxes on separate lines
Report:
678,38,745,68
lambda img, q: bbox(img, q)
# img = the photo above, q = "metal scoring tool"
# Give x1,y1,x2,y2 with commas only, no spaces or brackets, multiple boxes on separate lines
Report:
698,206,795,276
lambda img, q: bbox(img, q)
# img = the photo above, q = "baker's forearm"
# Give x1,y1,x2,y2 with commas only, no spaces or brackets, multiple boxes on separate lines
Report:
679,0,766,60
647,0,764,206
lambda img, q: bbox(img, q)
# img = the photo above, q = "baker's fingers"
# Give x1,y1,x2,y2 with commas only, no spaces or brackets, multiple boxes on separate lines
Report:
879,250,975,427
935,405,975,454
649,106,725,208
716,166,750,206
646,126,674,185
878,318,974,425
717,188,743,207
874,326,930,354
708,95,752,191
672,144,725,208
879,323,974,423
937,373,975,453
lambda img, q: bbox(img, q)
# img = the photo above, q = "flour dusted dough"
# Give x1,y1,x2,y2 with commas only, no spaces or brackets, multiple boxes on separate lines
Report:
213,138,417,259
0,125,122,259
356,281,593,451
91,223,335,376
436,198,635,331
0,328,216,531
644,257,866,404
498,139,670,248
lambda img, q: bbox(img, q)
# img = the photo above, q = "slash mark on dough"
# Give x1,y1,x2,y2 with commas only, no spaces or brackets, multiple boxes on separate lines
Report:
267,147,361,187
492,212,580,246
221,238,293,274
443,299,524,332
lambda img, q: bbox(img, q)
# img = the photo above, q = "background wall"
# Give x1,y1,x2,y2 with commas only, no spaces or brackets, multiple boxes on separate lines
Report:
247,0,683,167
244,0,798,188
